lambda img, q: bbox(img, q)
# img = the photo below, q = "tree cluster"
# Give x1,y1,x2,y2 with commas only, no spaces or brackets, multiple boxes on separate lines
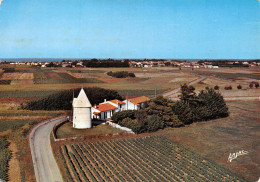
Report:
173,85,229,125
112,85,228,133
81,59,129,68
224,86,232,90
249,81,259,89
111,96,181,133
107,71,135,78
21,87,123,110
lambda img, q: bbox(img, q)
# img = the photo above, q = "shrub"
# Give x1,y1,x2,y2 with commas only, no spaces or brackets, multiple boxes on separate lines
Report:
197,88,229,119
119,118,143,133
179,84,196,100
214,85,219,90
172,101,195,124
237,85,242,89
249,83,253,89
224,86,232,90
111,110,137,123
119,115,164,133
128,73,136,77
107,71,135,78
107,71,113,76
144,115,164,132
251,81,259,89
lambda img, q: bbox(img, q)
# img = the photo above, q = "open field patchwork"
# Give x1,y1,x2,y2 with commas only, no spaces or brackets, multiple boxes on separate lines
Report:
60,136,246,182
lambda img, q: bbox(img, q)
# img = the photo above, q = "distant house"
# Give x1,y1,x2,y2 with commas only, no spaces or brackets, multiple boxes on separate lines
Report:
92,96,150,120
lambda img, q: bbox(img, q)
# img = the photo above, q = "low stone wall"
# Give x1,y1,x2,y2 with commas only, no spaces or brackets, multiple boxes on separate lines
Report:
52,119,135,142
104,121,135,134
52,118,71,142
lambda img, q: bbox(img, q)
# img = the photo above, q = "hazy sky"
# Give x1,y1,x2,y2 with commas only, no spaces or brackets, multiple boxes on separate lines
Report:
0,0,259,59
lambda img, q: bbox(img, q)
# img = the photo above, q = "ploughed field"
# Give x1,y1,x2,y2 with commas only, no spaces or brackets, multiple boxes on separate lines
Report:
60,136,246,182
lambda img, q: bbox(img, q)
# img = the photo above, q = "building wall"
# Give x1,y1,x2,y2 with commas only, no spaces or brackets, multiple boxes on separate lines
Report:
123,101,137,110
98,109,116,120
73,107,92,128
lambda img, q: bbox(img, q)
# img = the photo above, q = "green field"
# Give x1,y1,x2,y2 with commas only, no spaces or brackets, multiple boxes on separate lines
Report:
60,136,246,182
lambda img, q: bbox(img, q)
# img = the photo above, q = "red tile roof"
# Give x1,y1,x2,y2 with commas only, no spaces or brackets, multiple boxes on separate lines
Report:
96,103,117,112
110,99,125,105
128,96,150,105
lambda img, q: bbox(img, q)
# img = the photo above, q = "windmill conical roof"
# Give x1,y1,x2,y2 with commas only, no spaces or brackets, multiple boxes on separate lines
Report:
73,88,92,107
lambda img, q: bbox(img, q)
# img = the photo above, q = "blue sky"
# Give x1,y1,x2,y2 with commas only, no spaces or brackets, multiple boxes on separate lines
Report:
0,0,259,59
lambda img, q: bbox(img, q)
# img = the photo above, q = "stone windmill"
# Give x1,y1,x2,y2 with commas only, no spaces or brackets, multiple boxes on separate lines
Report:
72,88,92,129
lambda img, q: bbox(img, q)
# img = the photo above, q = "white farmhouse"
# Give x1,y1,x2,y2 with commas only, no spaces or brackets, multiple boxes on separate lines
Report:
124,96,150,110
72,88,92,129
92,96,150,120
92,99,125,120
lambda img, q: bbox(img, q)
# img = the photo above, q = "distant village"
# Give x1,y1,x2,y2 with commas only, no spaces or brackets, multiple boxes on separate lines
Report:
0,58,260,68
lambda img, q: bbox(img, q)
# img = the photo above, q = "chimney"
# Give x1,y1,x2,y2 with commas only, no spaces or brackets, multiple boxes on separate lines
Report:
116,100,119,105
104,99,106,102
94,105,97,109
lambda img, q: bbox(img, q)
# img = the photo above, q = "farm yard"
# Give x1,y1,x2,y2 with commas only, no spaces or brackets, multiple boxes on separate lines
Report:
58,136,246,182
55,122,126,139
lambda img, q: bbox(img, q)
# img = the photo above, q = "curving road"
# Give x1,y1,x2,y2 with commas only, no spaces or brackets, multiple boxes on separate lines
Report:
30,116,67,182
162,73,206,97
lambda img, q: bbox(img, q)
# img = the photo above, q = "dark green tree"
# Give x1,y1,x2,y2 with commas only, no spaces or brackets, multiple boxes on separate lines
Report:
145,96,181,127
214,85,219,90
111,110,137,123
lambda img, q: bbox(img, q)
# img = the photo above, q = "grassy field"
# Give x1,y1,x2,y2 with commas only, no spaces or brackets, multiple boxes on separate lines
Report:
56,136,246,182
56,122,126,139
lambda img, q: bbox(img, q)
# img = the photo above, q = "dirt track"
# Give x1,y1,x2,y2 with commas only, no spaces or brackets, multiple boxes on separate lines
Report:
163,74,206,97
30,116,67,182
